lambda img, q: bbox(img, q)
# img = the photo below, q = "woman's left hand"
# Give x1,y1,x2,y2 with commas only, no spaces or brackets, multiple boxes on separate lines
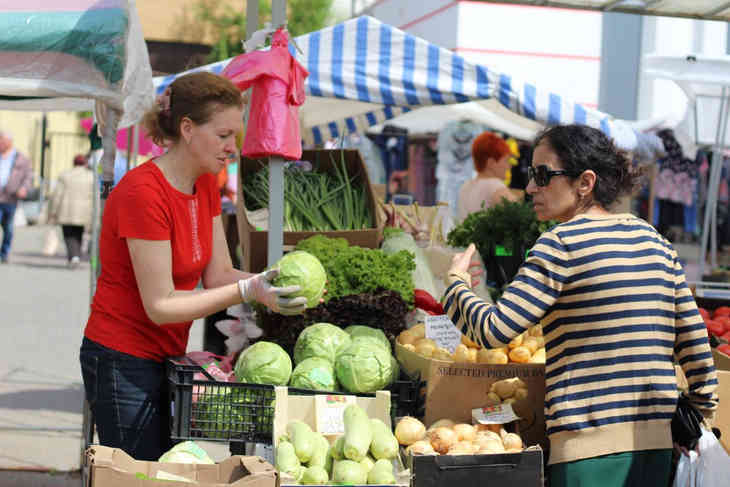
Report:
449,243,484,287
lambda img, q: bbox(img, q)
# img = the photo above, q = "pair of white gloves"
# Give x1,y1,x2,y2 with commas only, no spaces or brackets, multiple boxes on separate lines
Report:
237,269,308,316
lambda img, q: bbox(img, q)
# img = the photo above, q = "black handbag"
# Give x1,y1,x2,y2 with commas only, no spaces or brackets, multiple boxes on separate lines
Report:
671,393,704,450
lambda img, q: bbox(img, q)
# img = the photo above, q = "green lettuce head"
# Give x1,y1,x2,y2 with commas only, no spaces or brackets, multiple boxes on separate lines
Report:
335,339,394,393
289,357,337,391
272,251,327,308
235,341,292,385
344,326,391,352
294,323,352,364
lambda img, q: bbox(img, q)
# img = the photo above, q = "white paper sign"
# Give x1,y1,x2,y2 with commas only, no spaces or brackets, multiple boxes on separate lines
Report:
472,403,521,425
315,395,356,435
425,314,462,353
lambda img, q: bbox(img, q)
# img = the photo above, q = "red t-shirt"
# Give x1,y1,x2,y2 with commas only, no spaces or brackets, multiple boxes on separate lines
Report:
84,161,221,361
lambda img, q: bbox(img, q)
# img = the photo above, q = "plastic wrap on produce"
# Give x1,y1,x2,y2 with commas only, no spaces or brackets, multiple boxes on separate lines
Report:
381,230,439,300
0,0,153,128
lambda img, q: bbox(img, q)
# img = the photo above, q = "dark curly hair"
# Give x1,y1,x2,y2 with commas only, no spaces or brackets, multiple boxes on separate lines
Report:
534,124,643,209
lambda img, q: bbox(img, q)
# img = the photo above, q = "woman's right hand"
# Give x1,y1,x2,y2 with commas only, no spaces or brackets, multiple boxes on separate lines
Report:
238,269,307,315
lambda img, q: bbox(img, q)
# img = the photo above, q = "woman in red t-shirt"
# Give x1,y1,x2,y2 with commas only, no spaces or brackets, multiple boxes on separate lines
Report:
80,72,307,460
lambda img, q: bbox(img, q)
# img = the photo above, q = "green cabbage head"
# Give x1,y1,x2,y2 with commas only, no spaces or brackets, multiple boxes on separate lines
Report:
335,339,394,393
289,357,337,391
272,251,327,308
235,341,292,385
294,322,351,364
344,326,391,352
159,441,215,464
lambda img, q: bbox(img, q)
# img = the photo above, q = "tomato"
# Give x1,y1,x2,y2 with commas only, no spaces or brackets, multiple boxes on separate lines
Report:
717,343,730,356
698,308,711,321
714,315,730,328
722,332,730,342
713,306,730,318
707,320,725,337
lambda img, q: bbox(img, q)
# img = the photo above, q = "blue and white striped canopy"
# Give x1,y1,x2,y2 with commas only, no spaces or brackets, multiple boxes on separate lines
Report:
153,15,639,149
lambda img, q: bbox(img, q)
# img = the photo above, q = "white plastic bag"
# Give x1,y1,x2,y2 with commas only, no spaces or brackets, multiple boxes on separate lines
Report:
696,427,730,487
673,450,698,487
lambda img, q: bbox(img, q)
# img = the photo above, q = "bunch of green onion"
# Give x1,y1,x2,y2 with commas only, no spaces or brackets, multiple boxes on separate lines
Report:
243,153,373,232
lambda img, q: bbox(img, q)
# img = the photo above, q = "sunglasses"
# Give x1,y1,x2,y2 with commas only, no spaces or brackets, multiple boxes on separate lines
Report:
528,165,575,187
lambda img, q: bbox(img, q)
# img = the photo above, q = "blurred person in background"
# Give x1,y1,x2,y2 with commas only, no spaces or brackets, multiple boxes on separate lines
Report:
0,129,33,263
49,154,94,268
457,131,519,222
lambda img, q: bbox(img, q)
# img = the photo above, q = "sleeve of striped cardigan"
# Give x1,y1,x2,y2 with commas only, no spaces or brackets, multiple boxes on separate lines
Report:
442,230,567,348
672,256,719,418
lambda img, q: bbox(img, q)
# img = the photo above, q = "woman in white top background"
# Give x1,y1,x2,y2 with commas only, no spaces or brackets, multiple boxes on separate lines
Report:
456,131,519,222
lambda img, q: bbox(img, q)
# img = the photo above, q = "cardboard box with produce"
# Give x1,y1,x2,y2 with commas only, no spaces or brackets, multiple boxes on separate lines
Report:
271,387,410,486
391,406,543,487
237,149,381,273
85,444,278,487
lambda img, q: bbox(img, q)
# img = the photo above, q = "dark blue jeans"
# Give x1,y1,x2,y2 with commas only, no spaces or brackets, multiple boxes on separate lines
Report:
79,337,172,461
0,202,17,259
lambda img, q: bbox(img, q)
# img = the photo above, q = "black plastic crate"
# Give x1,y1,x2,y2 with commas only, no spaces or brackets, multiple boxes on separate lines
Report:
166,358,276,446
167,358,426,447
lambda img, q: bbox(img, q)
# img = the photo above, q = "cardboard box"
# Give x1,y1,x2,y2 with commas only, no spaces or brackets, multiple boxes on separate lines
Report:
715,370,730,452
713,348,730,371
236,149,381,273
271,386,410,487
85,445,278,487
423,359,547,451
407,447,543,487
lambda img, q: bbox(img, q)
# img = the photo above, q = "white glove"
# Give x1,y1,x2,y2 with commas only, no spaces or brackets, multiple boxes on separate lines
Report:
237,269,307,316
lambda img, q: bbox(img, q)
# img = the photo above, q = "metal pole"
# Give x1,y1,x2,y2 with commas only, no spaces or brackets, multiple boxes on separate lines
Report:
712,92,730,269
39,113,48,199
267,0,288,266
126,126,133,171
88,149,102,299
698,86,730,279
246,0,259,38
131,124,140,167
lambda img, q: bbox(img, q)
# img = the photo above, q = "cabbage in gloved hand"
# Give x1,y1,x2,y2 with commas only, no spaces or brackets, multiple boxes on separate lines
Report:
271,251,326,308
335,338,394,393
290,357,338,391
294,322,351,365
235,341,292,385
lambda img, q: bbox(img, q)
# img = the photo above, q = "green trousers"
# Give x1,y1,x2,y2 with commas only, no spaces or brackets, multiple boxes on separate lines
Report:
549,449,673,487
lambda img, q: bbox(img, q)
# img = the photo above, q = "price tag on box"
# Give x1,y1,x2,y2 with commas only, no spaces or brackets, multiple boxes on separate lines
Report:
315,395,356,436
472,403,521,425
425,315,462,353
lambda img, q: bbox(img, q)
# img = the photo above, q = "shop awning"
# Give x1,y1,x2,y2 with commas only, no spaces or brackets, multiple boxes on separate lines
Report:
475,1,730,22
154,16,642,150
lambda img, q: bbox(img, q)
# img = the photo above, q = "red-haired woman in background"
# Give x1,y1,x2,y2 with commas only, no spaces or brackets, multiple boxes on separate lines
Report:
457,131,519,222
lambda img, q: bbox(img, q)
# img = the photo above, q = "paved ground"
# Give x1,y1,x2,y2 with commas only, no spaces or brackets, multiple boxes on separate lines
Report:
0,224,229,486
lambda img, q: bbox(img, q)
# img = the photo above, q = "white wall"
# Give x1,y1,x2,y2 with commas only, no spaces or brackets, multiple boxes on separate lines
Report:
638,16,728,125
368,1,602,108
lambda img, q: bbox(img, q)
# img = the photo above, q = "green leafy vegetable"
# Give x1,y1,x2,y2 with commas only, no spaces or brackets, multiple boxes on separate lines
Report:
295,235,415,307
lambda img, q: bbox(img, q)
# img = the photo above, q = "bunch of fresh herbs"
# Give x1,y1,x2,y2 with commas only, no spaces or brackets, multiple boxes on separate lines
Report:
243,151,372,231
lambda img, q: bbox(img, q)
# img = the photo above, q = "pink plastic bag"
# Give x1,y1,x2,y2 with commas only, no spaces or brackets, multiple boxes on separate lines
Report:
222,28,308,160
184,351,236,402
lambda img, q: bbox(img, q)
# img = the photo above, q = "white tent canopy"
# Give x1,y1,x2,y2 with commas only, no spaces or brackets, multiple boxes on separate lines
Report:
476,1,730,22
367,99,543,140
154,16,643,151
644,54,730,279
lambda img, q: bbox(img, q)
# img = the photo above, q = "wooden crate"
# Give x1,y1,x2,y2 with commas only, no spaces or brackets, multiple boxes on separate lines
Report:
236,149,381,273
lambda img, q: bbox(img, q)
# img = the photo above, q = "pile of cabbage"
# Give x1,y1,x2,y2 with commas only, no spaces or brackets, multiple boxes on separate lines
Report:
229,323,399,394
196,324,399,439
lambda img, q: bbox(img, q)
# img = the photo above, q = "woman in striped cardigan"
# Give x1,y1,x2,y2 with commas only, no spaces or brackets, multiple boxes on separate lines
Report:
444,125,718,487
